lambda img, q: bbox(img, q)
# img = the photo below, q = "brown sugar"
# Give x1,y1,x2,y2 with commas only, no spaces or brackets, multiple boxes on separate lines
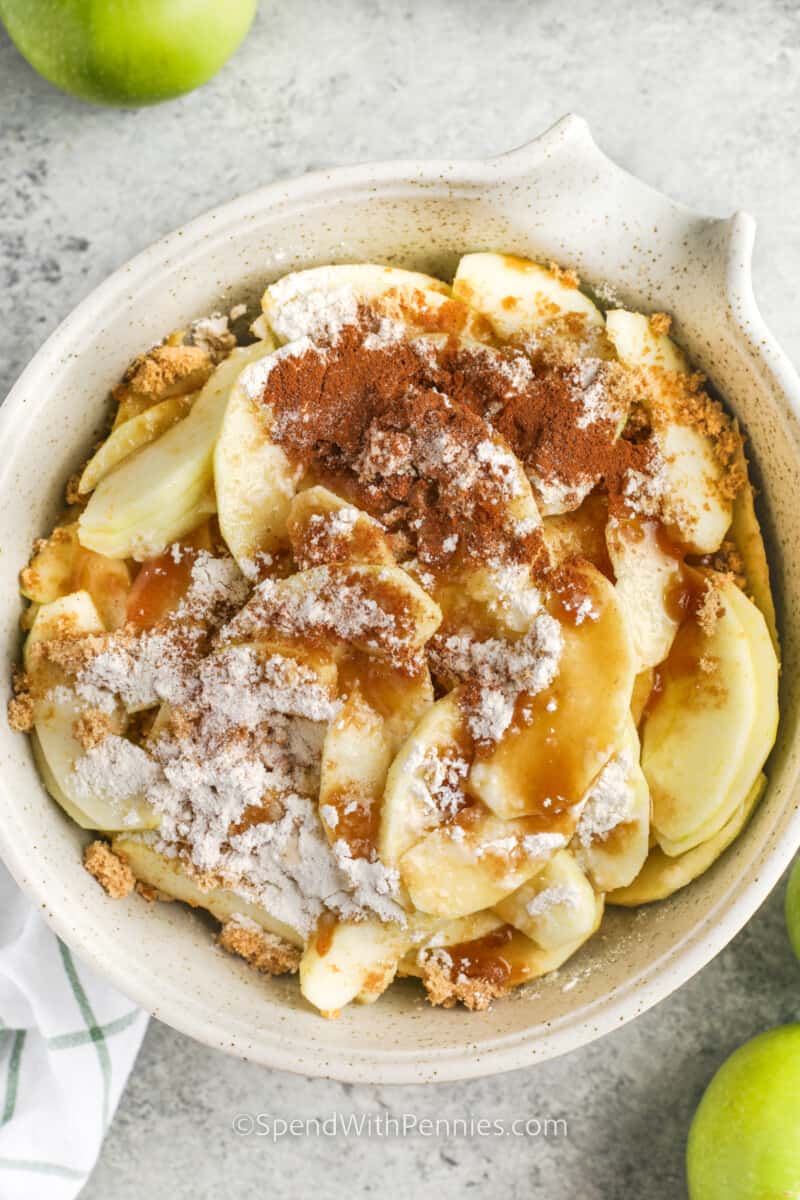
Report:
113,343,212,405
83,840,136,899
546,260,580,290
649,312,672,337
7,693,35,732
73,708,113,750
218,918,301,975
421,956,509,1011
695,575,726,637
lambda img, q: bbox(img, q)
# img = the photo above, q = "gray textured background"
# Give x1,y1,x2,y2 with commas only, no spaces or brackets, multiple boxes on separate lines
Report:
1,1,799,1197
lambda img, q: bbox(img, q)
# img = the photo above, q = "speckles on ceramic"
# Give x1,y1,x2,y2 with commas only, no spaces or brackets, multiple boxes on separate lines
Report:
1,115,799,1084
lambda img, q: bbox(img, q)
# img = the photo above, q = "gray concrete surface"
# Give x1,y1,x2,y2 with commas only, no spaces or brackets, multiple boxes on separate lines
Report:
1,1,798,1196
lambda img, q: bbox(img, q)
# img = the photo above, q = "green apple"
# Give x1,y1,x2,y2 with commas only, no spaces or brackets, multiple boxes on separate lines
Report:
0,0,257,106
787,858,800,960
687,1026,800,1199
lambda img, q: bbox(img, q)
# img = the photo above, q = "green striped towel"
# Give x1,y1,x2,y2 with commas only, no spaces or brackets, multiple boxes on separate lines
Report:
0,862,147,1198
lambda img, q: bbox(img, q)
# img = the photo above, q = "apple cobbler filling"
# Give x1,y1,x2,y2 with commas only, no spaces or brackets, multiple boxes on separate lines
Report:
8,256,779,1015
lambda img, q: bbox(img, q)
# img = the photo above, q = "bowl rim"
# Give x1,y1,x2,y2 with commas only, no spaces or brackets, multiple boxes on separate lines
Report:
2,114,800,1082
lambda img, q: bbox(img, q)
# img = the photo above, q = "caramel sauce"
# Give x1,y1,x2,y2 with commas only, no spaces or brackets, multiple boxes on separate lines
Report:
338,652,426,724
643,614,721,722
322,785,380,860
228,797,284,838
125,522,215,631
470,569,633,819
653,521,690,562
445,924,515,987
314,911,337,958
664,569,708,624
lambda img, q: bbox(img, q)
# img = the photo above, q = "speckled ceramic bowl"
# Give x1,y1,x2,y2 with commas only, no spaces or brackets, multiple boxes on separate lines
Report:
1,115,799,1083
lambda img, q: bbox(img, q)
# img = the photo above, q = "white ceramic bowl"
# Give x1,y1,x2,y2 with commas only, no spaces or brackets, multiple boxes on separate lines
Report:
1,115,799,1083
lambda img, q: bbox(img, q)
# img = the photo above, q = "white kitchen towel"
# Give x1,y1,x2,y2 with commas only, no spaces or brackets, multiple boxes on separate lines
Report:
0,861,147,1199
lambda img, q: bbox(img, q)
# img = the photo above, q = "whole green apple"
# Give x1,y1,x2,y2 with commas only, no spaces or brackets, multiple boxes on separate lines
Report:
687,1025,800,1199
787,857,800,960
0,0,257,106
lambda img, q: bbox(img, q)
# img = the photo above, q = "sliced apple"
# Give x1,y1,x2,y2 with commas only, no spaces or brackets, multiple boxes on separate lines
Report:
399,805,568,918
607,516,682,672
24,590,104,660
299,917,408,1013
24,594,158,832
405,909,506,960
79,340,275,561
224,563,441,663
452,252,604,341
318,688,393,852
608,773,766,906
571,720,651,891
287,486,395,568
214,339,304,578
399,899,603,987
20,524,131,630
605,310,732,554
541,494,612,574
262,264,463,344
79,393,197,495
493,850,598,950
468,563,635,820
20,527,77,605
111,834,302,946
730,454,779,652
337,655,433,754
500,894,604,984
379,693,467,867
631,668,655,726
645,574,778,855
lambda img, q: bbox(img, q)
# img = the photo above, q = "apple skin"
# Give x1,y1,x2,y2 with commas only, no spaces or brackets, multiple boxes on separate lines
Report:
0,0,258,106
787,857,800,960
687,1025,800,1199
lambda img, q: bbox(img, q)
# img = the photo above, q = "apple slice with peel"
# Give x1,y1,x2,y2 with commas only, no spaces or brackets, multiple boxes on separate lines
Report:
493,850,598,950
79,340,275,561
730,448,779,653
607,516,682,672
299,917,408,1013
79,393,197,495
261,264,463,343
468,563,635,821
605,310,732,554
571,719,651,891
287,486,395,568
655,581,778,856
111,835,302,946
607,773,766,906
398,805,568,918
24,594,158,832
645,574,778,855
452,252,605,342
379,693,466,868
